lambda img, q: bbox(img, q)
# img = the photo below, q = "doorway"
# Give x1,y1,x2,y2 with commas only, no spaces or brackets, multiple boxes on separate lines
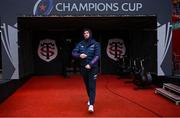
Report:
18,16,157,77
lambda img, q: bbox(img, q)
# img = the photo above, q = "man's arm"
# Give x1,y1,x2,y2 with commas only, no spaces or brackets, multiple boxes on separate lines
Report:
72,44,80,58
72,43,87,59
89,42,100,67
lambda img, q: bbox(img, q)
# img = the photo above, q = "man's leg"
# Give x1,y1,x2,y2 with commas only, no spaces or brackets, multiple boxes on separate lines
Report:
88,70,97,105
81,69,90,98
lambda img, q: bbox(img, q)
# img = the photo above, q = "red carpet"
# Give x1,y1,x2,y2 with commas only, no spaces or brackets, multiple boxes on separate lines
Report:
0,75,179,117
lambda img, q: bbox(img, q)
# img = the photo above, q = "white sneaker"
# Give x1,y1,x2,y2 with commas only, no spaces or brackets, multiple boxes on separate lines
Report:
87,101,90,106
88,105,94,113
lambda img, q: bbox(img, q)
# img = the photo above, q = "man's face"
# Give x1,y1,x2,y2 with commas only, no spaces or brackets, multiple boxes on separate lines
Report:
83,31,90,39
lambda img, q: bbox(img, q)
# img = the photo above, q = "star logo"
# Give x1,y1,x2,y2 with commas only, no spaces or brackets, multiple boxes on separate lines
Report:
33,0,54,16
39,4,47,12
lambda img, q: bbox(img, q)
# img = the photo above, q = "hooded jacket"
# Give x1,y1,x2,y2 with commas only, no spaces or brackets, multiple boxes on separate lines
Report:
72,38,100,68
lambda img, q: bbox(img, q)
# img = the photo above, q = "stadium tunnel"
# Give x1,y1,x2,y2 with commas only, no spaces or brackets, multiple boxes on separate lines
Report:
18,16,157,77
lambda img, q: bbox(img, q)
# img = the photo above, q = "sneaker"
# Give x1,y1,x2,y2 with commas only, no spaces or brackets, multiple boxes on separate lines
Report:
88,105,94,113
87,101,90,106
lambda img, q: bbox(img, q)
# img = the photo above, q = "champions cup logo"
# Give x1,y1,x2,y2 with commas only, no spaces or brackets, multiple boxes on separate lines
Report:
106,38,126,61
38,39,58,62
33,0,54,16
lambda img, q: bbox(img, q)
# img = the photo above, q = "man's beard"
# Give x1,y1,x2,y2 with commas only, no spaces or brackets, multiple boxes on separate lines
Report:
84,36,89,39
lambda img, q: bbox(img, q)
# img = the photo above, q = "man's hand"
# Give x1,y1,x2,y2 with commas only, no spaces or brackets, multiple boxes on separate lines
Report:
85,64,91,69
80,53,87,59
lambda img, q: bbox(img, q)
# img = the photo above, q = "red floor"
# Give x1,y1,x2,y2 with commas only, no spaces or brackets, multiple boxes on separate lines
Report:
0,75,179,117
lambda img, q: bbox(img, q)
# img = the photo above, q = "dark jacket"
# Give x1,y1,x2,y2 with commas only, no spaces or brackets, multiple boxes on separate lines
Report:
72,38,100,68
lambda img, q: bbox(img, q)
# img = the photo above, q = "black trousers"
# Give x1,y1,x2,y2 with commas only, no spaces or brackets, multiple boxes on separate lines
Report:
81,67,98,105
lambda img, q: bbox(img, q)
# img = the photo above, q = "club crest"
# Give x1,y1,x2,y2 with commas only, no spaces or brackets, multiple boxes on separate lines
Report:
37,38,58,62
106,38,126,61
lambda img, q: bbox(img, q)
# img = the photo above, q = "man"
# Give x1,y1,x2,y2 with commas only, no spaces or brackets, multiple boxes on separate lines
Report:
72,28,100,113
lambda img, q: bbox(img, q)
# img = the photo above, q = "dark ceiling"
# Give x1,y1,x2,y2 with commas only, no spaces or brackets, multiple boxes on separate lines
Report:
18,16,157,31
